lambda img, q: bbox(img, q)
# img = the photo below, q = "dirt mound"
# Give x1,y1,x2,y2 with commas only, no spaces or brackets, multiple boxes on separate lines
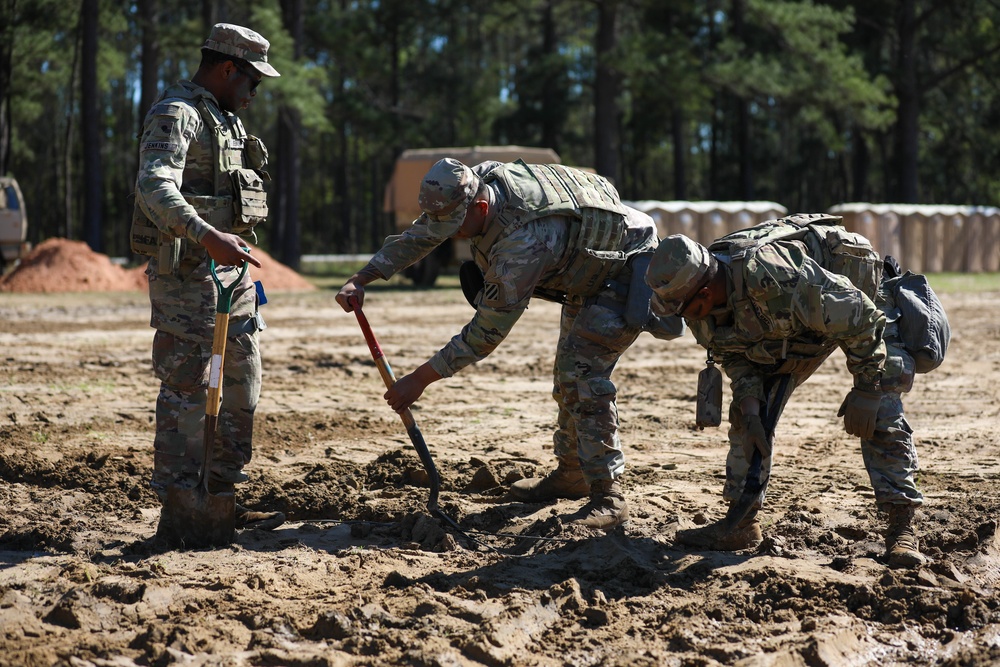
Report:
0,238,147,293
0,238,314,293
246,245,315,291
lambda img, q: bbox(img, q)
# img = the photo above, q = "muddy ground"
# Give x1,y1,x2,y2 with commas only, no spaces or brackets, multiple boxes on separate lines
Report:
1,276,999,666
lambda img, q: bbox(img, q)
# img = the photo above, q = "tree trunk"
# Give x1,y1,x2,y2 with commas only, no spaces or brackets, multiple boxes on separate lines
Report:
594,0,620,181
0,0,13,176
672,106,686,200
203,0,224,31
81,0,103,251
138,0,159,135
851,126,870,202
732,0,753,200
540,0,560,153
275,0,303,269
63,21,81,240
894,0,920,203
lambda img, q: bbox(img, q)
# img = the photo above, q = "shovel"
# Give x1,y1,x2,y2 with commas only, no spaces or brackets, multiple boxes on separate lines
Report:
721,374,792,533
348,297,488,546
163,258,249,548
348,297,442,508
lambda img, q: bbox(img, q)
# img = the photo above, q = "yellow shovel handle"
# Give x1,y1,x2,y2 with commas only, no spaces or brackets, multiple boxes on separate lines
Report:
207,311,230,418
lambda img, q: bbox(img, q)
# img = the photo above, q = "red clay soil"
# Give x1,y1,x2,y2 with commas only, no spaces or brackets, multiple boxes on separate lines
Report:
0,238,314,293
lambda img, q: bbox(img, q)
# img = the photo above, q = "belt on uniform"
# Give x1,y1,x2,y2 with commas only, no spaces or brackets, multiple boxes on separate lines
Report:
228,312,266,336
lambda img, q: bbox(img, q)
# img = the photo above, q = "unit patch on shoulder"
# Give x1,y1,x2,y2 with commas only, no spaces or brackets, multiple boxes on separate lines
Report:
142,114,180,152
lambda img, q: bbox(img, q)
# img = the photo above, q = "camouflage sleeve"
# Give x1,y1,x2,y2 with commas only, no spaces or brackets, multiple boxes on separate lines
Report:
426,222,559,377
135,101,214,243
792,259,887,388
427,305,525,378
368,214,448,279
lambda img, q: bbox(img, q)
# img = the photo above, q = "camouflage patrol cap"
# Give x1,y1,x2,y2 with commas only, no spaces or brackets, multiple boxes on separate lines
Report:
418,158,480,237
645,235,714,315
203,23,280,77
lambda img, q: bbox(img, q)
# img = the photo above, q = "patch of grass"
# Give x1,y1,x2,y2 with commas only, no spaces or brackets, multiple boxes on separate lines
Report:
926,272,1000,294
298,260,369,280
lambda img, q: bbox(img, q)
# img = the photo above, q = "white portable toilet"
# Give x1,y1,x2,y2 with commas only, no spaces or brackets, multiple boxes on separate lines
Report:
698,202,728,245
977,206,1000,272
898,205,926,273
942,208,966,272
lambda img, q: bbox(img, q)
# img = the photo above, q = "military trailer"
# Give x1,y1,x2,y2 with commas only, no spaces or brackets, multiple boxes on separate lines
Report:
383,146,561,286
0,177,29,271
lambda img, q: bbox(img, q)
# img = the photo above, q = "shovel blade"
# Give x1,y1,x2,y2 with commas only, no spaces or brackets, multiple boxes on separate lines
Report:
162,484,236,549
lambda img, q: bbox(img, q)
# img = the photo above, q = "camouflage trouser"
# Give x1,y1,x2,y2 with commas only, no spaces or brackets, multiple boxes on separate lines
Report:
551,286,643,485
721,350,923,511
147,257,261,502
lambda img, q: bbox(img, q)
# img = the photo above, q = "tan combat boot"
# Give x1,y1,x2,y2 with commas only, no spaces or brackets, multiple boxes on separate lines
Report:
885,504,927,568
509,464,590,502
675,506,762,551
571,478,629,531
210,481,286,531
236,504,286,531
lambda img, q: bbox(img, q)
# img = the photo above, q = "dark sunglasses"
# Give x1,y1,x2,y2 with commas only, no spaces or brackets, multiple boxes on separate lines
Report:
232,61,262,92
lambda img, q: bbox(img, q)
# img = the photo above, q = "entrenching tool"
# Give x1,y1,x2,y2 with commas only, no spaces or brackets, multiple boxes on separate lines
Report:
163,259,248,548
721,374,792,533
347,297,485,547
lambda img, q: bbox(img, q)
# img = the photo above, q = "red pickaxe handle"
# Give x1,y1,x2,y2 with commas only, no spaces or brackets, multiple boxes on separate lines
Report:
348,297,438,505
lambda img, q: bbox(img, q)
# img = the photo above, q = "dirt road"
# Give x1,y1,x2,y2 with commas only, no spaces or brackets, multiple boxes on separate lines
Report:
1,280,998,666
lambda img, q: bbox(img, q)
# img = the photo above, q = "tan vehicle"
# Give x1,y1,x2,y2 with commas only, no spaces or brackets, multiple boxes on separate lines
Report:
0,177,29,271
383,146,560,286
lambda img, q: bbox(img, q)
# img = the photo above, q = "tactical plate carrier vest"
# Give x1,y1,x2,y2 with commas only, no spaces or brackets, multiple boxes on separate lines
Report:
478,160,632,297
702,214,883,373
709,213,882,302
130,83,270,268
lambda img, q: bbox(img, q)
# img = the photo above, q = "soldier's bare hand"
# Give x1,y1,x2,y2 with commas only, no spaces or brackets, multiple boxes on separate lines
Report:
384,364,441,414
202,229,262,268
337,282,364,312
385,373,427,413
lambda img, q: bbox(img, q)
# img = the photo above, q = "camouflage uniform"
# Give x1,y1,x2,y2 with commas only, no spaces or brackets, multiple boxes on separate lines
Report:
364,161,659,483
133,27,276,501
659,224,922,512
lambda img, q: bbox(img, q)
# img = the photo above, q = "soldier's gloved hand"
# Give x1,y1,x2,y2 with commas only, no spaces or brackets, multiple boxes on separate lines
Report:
838,388,882,439
741,413,770,461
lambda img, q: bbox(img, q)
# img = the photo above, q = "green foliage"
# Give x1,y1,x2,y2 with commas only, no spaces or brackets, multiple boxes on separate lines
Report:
249,3,331,133
3,0,1000,259
709,0,894,140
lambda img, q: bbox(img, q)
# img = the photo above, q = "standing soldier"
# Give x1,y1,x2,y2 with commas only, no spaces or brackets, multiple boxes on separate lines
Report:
132,23,285,543
645,215,928,568
337,158,682,531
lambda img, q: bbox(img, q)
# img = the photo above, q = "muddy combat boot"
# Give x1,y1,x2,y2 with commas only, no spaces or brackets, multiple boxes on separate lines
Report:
236,504,286,531
154,507,178,545
675,507,762,551
209,480,286,531
509,464,590,502
571,479,629,531
885,504,927,569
